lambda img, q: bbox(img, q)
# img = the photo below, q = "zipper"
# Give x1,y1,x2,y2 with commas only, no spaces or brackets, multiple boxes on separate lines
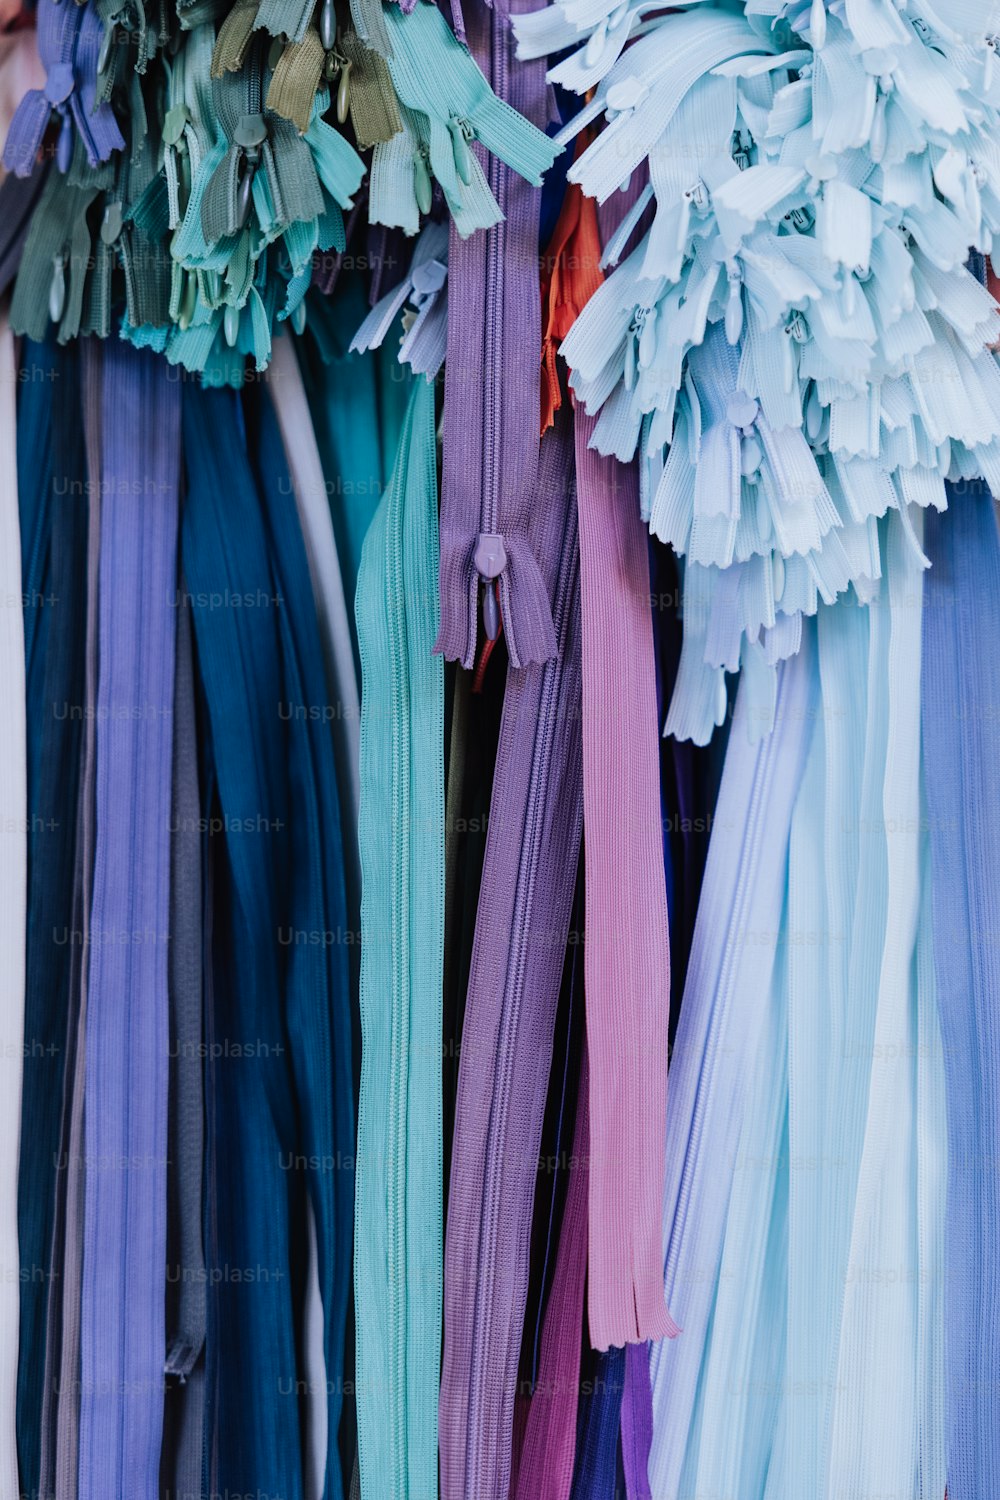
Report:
434,0,560,670
648,637,815,1500
439,403,583,1500
575,412,677,1350
355,377,444,1500
466,429,580,1500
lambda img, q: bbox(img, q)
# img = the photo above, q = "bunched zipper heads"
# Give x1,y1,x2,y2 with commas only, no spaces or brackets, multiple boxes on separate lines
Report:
354,376,444,1500
371,0,559,237
514,0,1000,742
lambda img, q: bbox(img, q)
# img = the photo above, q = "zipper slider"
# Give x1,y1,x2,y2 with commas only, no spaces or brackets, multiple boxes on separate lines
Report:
234,112,267,228
413,146,433,215
473,533,507,642
809,0,826,48
987,35,998,92
724,261,743,346
731,129,752,172
448,116,475,187
318,0,336,51
727,392,762,479
49,253,67,324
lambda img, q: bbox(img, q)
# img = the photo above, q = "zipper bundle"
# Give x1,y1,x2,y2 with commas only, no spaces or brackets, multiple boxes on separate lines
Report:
514,0,1000,743
648,641,814,1500
4,0,557,379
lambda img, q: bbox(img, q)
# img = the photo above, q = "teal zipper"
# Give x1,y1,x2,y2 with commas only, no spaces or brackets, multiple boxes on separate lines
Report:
355,376,444,1500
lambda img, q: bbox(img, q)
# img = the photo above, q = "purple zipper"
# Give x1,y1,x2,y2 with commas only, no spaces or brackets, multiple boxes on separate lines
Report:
3,0,124,178
435,0,556,671
439,406,582,1500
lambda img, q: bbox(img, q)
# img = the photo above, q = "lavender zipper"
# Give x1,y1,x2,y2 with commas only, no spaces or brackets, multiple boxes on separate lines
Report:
435,0,557,670
439,407,582,1500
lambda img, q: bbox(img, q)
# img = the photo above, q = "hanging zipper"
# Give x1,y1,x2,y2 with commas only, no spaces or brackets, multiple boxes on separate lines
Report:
440,406,583,1500
355,378,444,1500
575,414,677,1350
647,642,815,1500
435,0,560,670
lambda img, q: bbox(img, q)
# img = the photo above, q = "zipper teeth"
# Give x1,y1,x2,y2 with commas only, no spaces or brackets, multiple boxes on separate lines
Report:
467,493,580,1498
664,662,787,1287
482,5,507,543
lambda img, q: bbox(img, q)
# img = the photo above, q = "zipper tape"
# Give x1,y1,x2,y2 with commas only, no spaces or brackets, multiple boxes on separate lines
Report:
254,382,356,1500
826,511,937,1500
78,342,178,1500
514,1048,590,1500
159,590,207,1500
568,1345,625,1500
16,337,88,1500
39,337,102,1500
575,410,676,1350
435,0,559,671
922,481,1000,1500
51,339,103,1500
439,405,582,1500
620,1343,653,1500
180,377,352,1500
266,333,361,915
182,383,306,1500
0,311,27,1500
354,375,444,1500
648,640,815,1500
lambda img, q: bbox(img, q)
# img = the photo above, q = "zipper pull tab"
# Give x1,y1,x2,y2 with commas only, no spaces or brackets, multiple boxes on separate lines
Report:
482,581,500,642
234,114,267,230
725,262,744,346
98,19,114,77
870,89,888,163
805,381,824,443
449,117,474,187
337,55,352,124
56,109,73,174
319,0,337,52
178,270,198,331
49,253,67,324
413,148,433,215
224,303,240,347
810,0,826,49
473,533,507,642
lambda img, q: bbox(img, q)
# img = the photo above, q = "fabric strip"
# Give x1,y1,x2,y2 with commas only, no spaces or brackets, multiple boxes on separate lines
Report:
575,412,674,1349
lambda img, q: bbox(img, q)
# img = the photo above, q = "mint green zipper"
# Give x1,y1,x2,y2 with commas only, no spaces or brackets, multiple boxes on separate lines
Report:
355,375,444,1500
